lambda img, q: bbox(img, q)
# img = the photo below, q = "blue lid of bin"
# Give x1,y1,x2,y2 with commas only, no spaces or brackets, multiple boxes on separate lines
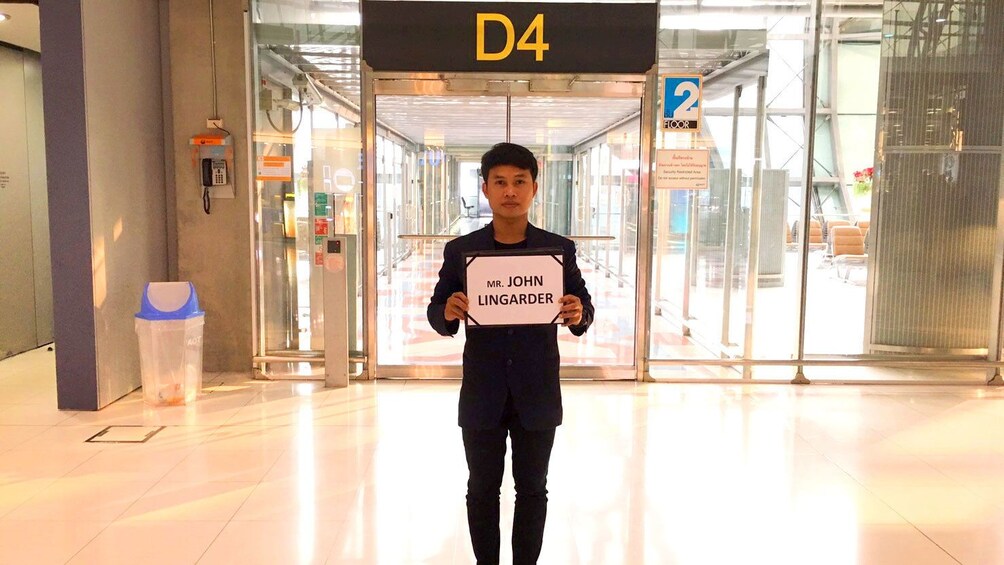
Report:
136,282,205,320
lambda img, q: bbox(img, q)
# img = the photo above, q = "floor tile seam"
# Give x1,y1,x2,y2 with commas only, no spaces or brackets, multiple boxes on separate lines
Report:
82,476,167,529
879,432,987,490
44,447,105,483
888,442,1004,513
0,425,51,452
65,520,224,565
193,519,233,565
875,501,964,565
214,390,261,426
244,442,295,487
196,474,292,563
794,429,965,565
51,518,115,565
0,475,60,520
49,409,80,426
142,423,222,450
28,473,170,524
152,440,228,485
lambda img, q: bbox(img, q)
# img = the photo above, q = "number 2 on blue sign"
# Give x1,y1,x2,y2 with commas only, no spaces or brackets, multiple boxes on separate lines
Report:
662,75,702,132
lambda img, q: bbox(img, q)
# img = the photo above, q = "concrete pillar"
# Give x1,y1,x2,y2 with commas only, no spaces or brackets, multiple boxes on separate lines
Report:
166,0,252,372
40,0,169,409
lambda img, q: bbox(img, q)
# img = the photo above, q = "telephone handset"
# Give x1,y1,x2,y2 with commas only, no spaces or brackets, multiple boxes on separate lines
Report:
200,158,227,214
201,158,227,187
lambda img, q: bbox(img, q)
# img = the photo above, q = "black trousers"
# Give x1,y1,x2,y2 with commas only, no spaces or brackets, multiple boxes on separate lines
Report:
462,398,556,565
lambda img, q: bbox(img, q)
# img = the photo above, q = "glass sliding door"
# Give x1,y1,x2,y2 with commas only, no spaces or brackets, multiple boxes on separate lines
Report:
370,79,644,376
374,93,506,368
556,107,643,368
250,37,364,378
649,74,768,376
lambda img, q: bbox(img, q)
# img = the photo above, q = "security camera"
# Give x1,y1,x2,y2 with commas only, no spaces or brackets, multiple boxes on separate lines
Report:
293,73,324,107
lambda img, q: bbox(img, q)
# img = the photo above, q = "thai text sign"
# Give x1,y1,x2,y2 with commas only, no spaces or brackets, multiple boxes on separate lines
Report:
655,149,710,190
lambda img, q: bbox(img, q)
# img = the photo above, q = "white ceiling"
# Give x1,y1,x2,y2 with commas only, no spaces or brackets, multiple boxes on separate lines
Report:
376,95,641,149
0,3,40,52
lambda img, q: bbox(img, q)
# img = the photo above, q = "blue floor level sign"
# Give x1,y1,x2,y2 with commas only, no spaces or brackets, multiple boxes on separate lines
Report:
662,75,702,132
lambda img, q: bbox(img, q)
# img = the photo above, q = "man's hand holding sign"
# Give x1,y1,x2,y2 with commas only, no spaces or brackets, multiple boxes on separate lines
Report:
444,291,584,326
457,250,582,327
559,294,584,327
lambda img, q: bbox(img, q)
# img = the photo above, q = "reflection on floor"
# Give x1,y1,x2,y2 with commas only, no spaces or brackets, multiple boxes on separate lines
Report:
3,347,1003,564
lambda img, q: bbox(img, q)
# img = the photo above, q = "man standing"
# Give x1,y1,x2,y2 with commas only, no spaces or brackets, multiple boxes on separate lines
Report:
427,143,594,564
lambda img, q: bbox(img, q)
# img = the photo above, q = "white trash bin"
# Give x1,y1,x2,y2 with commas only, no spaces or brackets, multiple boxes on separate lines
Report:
135,282,205,406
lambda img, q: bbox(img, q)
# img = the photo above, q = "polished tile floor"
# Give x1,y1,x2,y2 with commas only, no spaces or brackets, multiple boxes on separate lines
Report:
2,347,1004,564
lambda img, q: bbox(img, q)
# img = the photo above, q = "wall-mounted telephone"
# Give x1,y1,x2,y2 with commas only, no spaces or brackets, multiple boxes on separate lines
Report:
191,132,233,215
200,158,228,214
201,158,228,187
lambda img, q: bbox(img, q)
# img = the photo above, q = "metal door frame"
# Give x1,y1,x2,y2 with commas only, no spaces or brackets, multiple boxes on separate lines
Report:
360,69,659,380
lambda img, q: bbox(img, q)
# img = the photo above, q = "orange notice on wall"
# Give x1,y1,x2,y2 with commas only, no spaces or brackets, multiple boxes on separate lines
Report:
256,155,293,181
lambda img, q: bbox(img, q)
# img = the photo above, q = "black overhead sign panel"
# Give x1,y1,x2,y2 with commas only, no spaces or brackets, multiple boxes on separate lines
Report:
360,1,658,74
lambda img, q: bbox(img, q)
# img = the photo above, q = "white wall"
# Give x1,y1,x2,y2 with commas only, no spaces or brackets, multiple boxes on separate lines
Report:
81,0,168,406
0,45,51,359
25,52,53,348
0,46,36,357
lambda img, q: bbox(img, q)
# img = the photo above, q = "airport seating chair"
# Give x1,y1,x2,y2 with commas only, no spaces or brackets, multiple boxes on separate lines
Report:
829,225,868,282
825,219,850,240
461,197,476,218
791,220,826,250
808,219,824,248
857,220,871,252
856,220,870,239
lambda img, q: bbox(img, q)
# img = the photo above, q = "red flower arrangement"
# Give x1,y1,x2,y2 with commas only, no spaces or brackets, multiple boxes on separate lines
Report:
853,166,874,195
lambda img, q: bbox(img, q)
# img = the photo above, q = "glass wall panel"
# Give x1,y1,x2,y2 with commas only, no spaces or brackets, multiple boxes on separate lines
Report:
374,94,505,366
564,109,642,367
652,2,847,379
801,6,878,360
801,1,1001,383
250,0,1004,382
251,3,364,376
373,91,641,369
651,8,786,373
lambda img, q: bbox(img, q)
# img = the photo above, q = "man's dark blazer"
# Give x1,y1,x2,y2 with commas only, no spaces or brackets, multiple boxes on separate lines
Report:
427,222,594,430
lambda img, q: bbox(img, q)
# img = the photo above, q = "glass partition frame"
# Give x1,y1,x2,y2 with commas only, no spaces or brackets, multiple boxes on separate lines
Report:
362,72,654,380
248,0,1004,385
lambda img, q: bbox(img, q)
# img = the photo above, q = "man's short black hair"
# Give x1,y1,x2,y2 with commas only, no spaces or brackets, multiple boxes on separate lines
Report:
481,143,538,183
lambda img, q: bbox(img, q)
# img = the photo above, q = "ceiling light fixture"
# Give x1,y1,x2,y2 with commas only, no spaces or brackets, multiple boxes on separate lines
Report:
0,13,11,23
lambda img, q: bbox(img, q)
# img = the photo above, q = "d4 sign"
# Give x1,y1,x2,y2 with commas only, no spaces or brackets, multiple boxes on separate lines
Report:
476,13,549,62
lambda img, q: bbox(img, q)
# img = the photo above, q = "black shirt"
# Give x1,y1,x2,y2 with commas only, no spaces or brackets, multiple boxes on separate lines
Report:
494,239,528,251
